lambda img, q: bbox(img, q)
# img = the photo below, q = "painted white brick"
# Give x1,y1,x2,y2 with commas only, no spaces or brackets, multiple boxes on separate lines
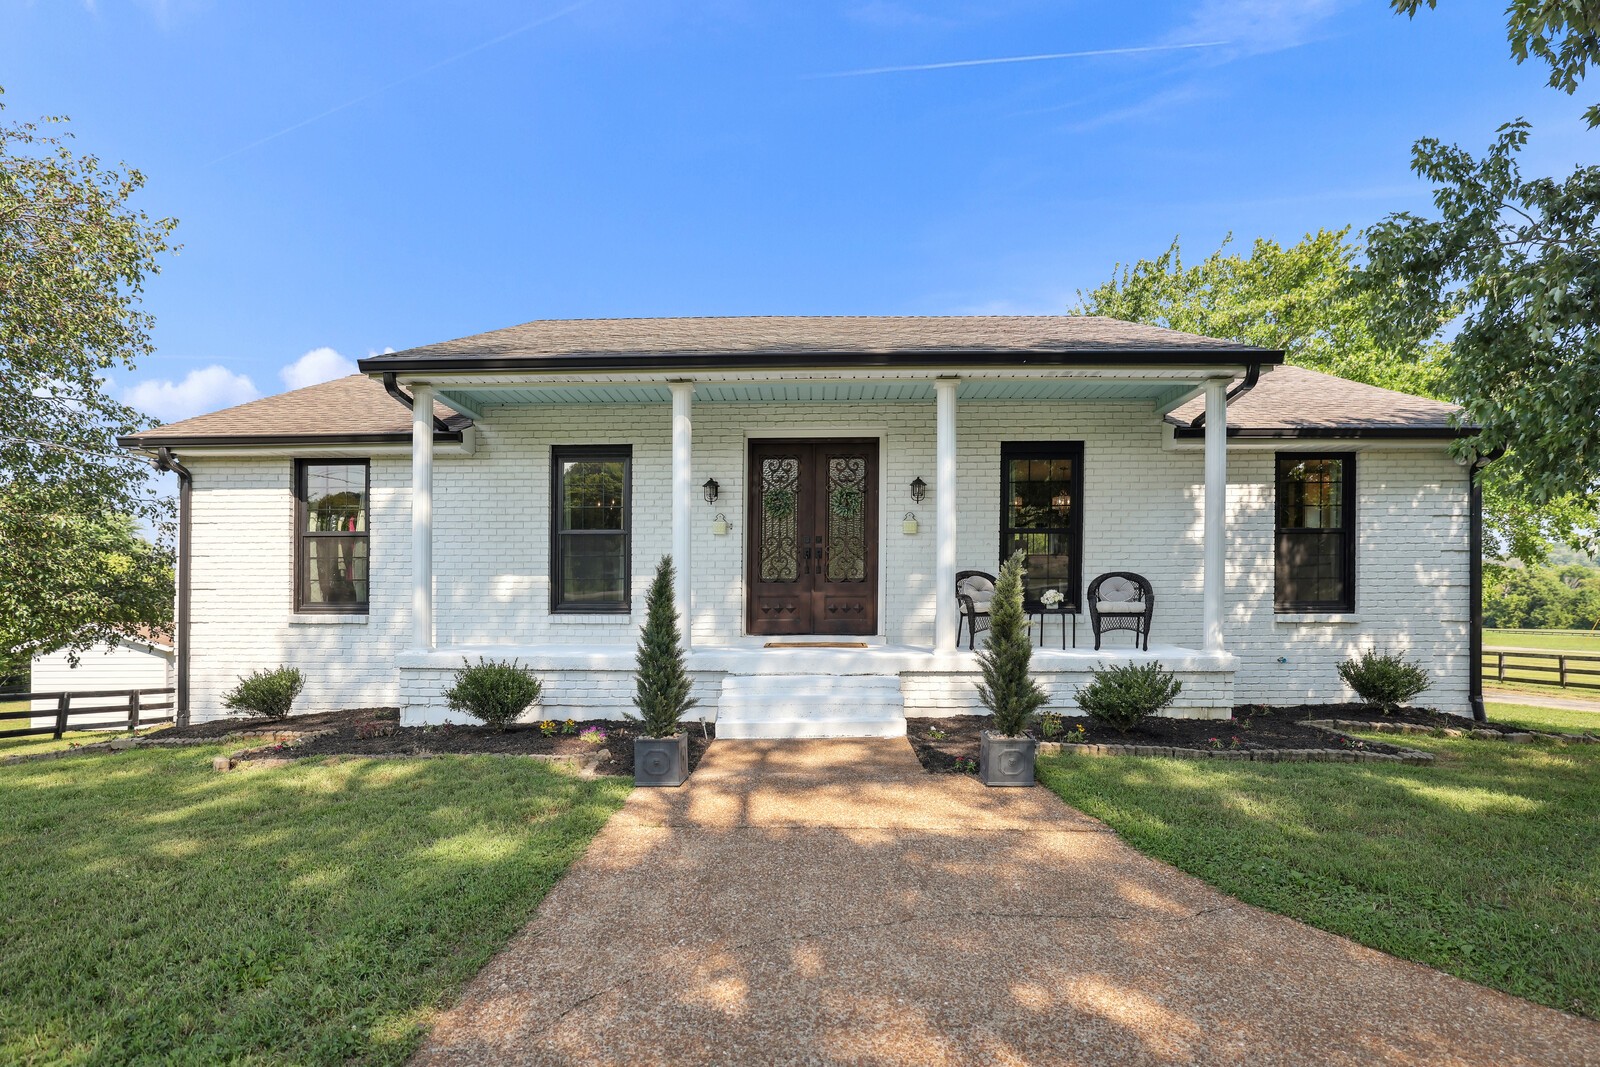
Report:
180,401,1471,721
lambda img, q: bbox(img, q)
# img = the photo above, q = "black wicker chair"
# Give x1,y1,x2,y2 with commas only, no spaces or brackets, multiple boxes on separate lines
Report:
955,570,996,650
1086,571,1154,651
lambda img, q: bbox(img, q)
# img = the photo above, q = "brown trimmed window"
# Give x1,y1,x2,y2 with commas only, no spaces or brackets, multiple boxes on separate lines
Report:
551,446,632,613
1000,442,1085,609
1275,454,1355,612
294,460,370,613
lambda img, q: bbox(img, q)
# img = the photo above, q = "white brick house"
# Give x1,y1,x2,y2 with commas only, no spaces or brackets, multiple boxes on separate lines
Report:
121,316,1483,736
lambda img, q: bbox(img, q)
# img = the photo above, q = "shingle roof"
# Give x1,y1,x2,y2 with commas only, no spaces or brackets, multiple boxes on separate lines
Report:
358,315,1280,372
119,374,470,447
1166,365,1464,437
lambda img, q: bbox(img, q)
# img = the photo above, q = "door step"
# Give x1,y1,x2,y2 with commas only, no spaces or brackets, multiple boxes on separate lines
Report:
716,674,906,739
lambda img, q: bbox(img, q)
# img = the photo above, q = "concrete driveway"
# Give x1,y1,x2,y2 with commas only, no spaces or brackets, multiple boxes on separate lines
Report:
413,738,1600,1066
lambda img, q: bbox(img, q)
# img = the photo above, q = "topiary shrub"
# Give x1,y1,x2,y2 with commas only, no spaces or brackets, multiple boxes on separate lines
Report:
1075,661,1182,732
1337,649,1430,712
222,666,305,720
444,658,542,731
628,555,698,737
976,550,1049,737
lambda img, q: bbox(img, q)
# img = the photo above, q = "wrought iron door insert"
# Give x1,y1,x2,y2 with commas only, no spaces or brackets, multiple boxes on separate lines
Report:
746,439,879,636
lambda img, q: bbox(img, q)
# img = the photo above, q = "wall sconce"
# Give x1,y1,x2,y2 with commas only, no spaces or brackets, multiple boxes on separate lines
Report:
702,478,719,504
909,477,927,503
712,513,729,536
902,512,920,535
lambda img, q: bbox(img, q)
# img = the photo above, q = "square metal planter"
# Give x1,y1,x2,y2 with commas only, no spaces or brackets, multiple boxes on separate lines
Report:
979,730,1038,788
634,733,689,787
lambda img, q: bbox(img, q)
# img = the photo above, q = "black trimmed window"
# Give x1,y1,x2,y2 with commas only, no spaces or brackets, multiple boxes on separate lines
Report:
294,460,370,613
1275,453,1356,612
551,446,632,613
1000,442,1084,609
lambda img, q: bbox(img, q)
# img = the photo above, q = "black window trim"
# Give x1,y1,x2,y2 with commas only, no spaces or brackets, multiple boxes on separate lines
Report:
1274,451,1357,613
550,444,634,615
999,441,1086,611
293,458,371,615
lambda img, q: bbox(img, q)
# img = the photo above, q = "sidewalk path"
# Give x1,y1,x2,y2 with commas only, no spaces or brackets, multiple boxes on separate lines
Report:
1486,688,1600,714
413,738,1600,1066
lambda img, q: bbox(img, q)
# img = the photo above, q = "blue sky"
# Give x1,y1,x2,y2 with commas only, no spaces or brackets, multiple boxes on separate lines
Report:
3,0,1593,424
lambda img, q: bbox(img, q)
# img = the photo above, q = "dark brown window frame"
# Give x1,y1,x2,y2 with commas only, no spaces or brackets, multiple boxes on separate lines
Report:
550,445,633,615
293,458,371,615
1274,451,1357,613
999,441,1086,610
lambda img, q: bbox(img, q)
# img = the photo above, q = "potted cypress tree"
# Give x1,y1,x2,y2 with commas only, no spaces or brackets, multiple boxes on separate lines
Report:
627,555,698,787
976,550,1049,787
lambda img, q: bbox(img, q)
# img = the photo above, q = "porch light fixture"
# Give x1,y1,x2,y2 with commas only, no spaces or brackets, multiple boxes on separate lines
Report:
909,477,927,503
702,478,719,504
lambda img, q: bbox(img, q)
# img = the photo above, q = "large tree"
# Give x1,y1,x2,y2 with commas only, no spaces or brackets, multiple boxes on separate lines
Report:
0,89,178,660
1073,229,1597,562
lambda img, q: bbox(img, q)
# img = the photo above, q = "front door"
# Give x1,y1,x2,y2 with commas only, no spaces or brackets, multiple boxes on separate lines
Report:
747,439,879,636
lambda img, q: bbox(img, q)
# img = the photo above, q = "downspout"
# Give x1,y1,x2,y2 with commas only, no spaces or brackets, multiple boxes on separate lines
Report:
154,447,192,728
383,372,451,433
1188,361,1262,430
1466,451,1504,723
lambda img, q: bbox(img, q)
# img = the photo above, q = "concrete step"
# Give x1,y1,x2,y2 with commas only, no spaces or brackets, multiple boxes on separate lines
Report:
716,674,907,739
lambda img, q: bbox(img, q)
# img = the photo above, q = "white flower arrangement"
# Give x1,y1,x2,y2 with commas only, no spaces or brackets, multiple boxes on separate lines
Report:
1040,588,1064,608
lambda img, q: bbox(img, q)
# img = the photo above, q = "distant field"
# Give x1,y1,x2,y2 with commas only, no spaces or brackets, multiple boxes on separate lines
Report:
1485,629,1600,653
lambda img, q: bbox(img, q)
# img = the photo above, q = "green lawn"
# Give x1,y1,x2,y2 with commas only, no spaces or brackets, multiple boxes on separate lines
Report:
0,725,156,760
1486,628,1600,653
1038,722,1600,1020
0,748,630,1064
1487,701,1600,734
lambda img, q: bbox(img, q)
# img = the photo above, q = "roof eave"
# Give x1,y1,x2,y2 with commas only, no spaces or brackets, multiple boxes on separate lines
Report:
118,430,465,450
1168,425,1474,441
356,348,1285,375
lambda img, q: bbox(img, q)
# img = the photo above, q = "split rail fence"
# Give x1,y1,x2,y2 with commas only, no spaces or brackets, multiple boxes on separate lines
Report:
0,688,177,740
1482,649,1600,693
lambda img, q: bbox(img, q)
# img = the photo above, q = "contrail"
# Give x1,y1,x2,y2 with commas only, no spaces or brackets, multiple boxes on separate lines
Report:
813,40,1228,78
207,0,592,166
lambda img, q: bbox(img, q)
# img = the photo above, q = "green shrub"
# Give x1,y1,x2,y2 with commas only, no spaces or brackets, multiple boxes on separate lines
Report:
222,667,305,720
444,658,542,731
1337,649,1430,711
1075,661,1182,732
976,551,1049,737
628,555,698,737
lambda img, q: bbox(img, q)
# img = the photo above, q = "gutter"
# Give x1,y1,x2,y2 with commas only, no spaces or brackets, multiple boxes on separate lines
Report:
154,448,192,728
1186,362,1262,431
382,373,451,433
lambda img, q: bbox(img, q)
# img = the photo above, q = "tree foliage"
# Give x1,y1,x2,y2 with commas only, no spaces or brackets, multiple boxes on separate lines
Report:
975,551,1049,736
1394,1,1600,127
1485,560,1600,629
1074,227,1598,563
628,556,697,737
1364,122,1600,512
0,89,178,659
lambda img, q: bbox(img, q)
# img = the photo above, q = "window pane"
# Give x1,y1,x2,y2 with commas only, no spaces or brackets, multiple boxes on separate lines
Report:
1277,458,1344,530
303,536,368,606
559,533,626,605
562,460,626,531
1009,457,1074,529
1003,446,1079,606
304,463,366,533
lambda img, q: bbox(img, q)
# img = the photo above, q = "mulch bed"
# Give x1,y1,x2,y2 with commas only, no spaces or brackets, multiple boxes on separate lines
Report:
908,704,1434,774
155,708,393,740
213,709,714,777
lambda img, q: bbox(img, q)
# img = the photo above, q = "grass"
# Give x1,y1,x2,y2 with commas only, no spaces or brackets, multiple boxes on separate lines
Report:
0,747,630,1064
1486,701,1600,734
1486,628,1600,653
1038,726,1600,1020
0,726,159,760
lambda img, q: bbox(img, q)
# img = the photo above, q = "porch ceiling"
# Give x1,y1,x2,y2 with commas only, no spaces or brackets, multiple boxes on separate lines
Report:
439,378,1198,409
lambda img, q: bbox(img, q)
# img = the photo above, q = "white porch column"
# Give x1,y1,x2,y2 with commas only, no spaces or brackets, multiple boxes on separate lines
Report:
1202,379,1228,653
670,381,693,649
411,383,435,650
933,378,959,653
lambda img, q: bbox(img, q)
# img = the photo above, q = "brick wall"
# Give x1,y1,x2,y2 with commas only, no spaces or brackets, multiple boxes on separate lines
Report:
181,400,1471,720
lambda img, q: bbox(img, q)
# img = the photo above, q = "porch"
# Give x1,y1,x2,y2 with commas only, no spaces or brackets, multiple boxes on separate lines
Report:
393,360,1246,731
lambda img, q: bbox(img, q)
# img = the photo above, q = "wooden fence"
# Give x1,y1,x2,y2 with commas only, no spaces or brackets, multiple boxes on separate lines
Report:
1482,649,1600,692
0,688,176,740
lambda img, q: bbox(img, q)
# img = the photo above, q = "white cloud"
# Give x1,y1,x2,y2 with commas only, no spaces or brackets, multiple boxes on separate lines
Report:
124,366,260,424
280,346,358,390
1171,0,1345,57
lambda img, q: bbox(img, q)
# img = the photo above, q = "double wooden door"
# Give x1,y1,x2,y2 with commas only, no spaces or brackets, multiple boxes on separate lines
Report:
746,439,879,636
